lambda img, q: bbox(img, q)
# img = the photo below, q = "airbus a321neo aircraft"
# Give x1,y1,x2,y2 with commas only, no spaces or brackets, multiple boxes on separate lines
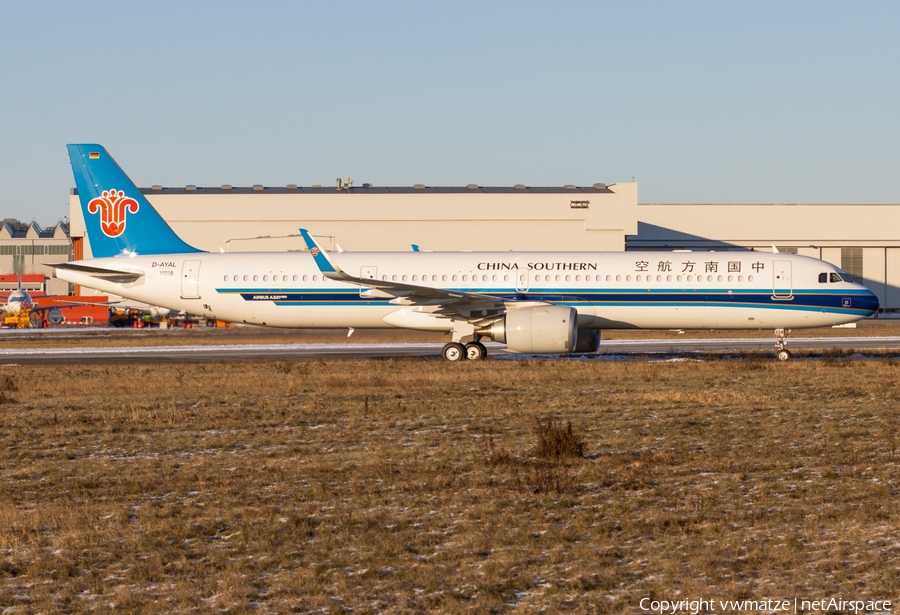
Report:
53,144,880,361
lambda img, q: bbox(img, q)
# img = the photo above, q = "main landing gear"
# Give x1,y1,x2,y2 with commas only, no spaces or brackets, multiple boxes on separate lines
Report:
774,328,792,361
442,341,488,362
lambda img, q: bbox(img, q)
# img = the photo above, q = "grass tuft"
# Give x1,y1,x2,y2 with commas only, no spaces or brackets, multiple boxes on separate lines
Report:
533,416,585,460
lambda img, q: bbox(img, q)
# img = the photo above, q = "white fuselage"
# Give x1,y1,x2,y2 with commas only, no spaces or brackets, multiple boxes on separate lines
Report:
55,249,879,331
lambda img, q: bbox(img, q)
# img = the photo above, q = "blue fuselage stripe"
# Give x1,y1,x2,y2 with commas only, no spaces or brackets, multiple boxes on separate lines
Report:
215,286,878,315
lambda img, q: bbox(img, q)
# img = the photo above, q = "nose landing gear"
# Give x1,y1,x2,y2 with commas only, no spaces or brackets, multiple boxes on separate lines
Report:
774,328,792,361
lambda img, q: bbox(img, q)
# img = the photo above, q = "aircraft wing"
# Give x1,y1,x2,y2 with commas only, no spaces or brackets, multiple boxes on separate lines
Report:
32,299,120,311
49,262,145,284
298,229,534,323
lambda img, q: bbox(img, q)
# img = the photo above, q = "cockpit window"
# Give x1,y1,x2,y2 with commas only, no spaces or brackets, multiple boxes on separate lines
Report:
831,272,843,283
818,273,828,283
838,272,855,283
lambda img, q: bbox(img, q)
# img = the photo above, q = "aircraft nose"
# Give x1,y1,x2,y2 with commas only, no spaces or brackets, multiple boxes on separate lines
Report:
867,289,881,315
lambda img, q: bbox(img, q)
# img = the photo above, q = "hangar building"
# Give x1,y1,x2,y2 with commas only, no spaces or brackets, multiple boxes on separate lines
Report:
68,182,636,256
0,221,73,296
66,183,900,313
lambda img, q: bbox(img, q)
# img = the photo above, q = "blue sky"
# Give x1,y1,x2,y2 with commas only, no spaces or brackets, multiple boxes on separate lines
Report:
1,1,899,225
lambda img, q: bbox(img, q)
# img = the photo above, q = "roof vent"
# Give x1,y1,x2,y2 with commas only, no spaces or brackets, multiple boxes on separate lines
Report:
286,184,298,190
312,184,322,189
466,184,479,190
514,184,527,190
592,183,607,190
252,184,264,192
362,183,373,188
185,185,197,191
221,184,232,191
564,184,577,190
413,184,426,190
151,185,163,191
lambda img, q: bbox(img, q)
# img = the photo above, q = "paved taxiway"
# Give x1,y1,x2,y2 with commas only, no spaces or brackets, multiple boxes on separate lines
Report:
2,336,900,364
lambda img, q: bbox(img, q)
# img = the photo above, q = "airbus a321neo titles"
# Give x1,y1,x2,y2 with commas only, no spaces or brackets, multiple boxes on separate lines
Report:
52,144,880,361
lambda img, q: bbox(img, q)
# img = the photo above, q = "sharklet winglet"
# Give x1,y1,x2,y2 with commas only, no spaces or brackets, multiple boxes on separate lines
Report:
298,228,341,275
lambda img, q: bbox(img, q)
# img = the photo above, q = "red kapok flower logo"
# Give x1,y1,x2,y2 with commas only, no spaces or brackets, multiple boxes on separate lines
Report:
87,189,139,238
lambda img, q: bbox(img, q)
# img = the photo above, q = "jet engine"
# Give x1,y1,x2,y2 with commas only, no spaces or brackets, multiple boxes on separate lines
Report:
479,305,576,353
47,307,64,325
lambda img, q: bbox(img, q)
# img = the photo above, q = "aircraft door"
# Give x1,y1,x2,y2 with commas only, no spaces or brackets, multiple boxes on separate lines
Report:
516,269,530,293
773,260,792,299
360,266,377,296
181,260,202,299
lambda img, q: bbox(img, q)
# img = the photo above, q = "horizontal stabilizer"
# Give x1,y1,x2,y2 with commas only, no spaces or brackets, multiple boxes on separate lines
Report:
50,262,145,284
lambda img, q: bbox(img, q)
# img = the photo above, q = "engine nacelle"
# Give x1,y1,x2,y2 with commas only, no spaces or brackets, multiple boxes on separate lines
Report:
481,305,577,354
574,328,601,353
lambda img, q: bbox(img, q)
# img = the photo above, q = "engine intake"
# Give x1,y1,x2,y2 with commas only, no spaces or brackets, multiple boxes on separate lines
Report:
480,305,577,353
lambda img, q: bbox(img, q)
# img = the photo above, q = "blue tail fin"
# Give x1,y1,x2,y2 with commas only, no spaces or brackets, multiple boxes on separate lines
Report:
67,144,203,257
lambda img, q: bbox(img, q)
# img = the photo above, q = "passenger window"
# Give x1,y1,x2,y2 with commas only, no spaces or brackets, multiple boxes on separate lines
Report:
504,275,509,282
738,275,743,282
263,275,268,282
748,275,754,282
636,275,642,282
302,275,308,282
626,275,632,282
442,275,447,282
253,275,258,282
293,275,298,282
313,275,318,281
565,275,570,282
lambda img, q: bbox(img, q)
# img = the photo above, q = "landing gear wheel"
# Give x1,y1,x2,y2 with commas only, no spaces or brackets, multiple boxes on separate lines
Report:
465,342,487,360
442,342,466,362
776,349,792,362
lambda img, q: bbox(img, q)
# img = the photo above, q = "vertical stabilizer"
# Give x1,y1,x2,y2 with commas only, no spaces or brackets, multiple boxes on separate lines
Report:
67,144,203,257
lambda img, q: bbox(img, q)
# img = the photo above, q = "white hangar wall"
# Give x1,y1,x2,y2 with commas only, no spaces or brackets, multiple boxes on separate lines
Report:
634,203,900,312
68,183,637,256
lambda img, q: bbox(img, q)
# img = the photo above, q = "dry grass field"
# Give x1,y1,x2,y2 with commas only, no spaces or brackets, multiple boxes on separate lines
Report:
0,357,898,613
